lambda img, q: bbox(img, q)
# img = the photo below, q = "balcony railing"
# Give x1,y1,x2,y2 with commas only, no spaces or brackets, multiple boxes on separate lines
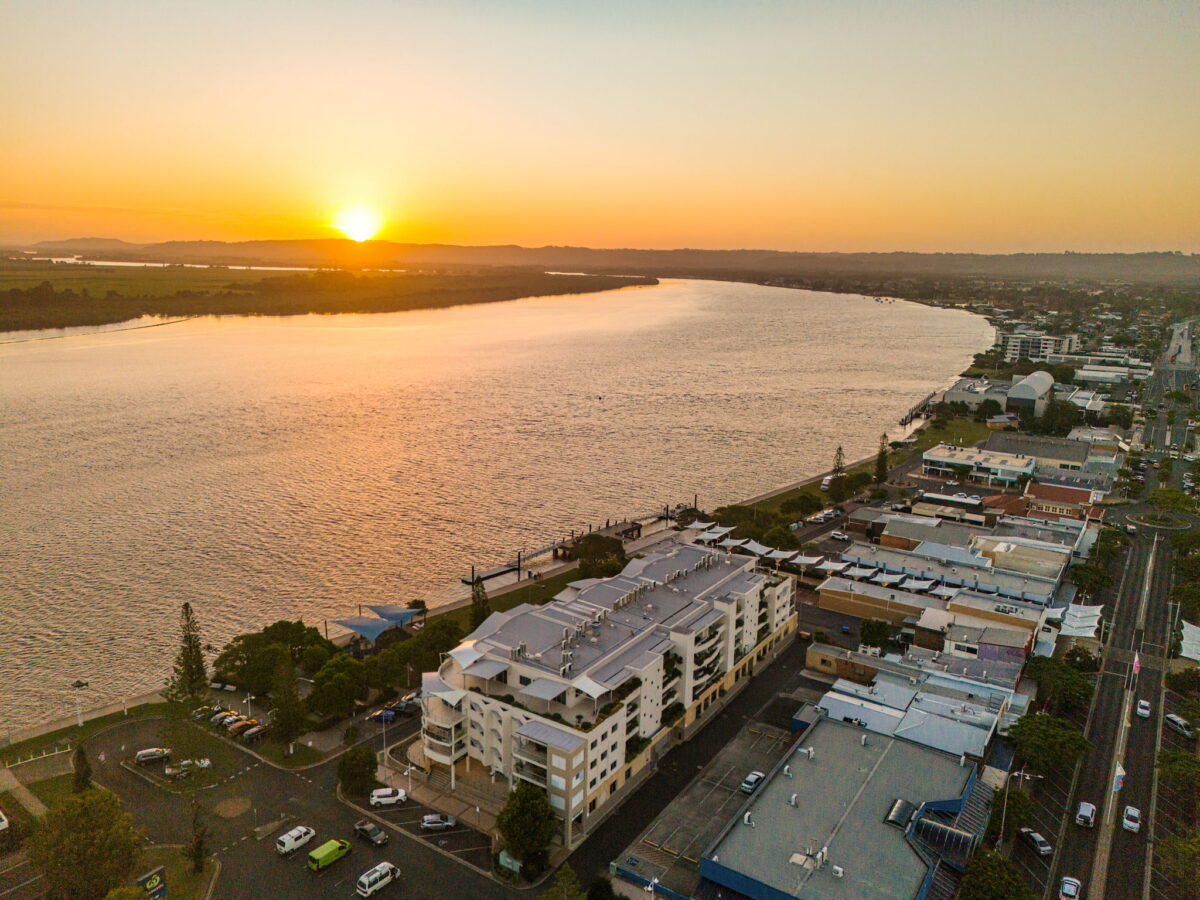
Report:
423,721,466,746
513,760,547,787
423,702,466,728
513,741,548,766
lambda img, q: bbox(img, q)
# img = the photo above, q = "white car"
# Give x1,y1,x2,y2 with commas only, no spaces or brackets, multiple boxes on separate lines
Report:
1122,805,1141,833
368,788,407,808
357,861,400,897
275,824,316,856
739,771,765,793
134,748,171,765
1136,699,1151,718
830,531,850,542
0,808,8,833
1058,876,1083,899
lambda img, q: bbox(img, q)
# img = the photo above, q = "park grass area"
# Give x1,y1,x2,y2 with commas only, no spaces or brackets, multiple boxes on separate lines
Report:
432,567,583,633
125,845,211,900
256,740,326,768
0,259,266,295
0,790,35,825
1,702,174,767
26,774,75,811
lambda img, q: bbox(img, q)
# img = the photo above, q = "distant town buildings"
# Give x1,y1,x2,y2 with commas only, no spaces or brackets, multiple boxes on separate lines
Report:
997,330,1079,361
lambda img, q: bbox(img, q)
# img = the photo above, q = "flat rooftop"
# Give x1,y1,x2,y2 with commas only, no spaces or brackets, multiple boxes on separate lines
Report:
704,719,972,900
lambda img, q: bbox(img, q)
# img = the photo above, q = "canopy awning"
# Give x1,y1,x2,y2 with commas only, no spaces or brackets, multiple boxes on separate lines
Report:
792,554,824,567
519,678,568,702
1180,621,1200,662
695,530,725,543
332,616,396,643
364,605,421,626
905,579,936,591
515,719,584,752
462,659,510,679
421,672,466,706
741,540,772,556
448,643,484,669
816,560,848,573
871,573,907,586
572,675,610,699
843,566,877,579
767,549,798,561
690,521,716,530
718,538,748,548
931,585,959,598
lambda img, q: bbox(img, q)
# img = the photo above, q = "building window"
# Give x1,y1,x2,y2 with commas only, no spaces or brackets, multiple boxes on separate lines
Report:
519,675,532,687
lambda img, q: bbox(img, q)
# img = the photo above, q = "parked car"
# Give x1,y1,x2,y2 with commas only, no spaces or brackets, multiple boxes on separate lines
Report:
1122,806,1141,833
229,719,259,736
356,861,400,897
241,725,270,742
368,708,397,724
354,820,389,846
134,748,171,765
1165,713,1195,738
1136,699,1151,718
0,809,8,833
1019,827,1052,856
829,531,850,542
1075,801,1096,827
163,765,191,781
387,699,420,717
210,711,238,726
739,771,765,794
1125,524,1138,535
307,839,351,872
191,705,216,720
275,825,316,857
419,814,457,831
1058,876,1083,899
369,788,407,808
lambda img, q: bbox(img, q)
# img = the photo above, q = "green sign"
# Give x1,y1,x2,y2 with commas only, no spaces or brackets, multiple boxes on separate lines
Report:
138,865,167,900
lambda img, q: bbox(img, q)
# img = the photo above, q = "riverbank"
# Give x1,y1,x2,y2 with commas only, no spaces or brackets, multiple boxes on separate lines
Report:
0,268,658,332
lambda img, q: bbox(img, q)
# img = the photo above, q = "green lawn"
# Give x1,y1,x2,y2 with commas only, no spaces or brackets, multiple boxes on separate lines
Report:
256,740,326,768
434,567,582,632
26,773,75,810
0,790,35,825
123,846,212,900
1,702,175,767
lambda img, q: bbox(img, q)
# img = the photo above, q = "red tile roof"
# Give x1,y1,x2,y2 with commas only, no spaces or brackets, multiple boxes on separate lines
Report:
1024,482,1092,504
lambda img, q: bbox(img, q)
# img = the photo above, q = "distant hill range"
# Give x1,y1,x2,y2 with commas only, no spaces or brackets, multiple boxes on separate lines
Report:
26,237,1200,283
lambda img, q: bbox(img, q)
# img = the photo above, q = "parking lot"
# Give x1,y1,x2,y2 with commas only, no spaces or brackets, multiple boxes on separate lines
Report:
345,788,495,874
613,720,794,895
0,854,42,900
1149,693,1197,900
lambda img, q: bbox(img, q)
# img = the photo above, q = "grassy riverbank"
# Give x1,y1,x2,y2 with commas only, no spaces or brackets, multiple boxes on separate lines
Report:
0,266,656,332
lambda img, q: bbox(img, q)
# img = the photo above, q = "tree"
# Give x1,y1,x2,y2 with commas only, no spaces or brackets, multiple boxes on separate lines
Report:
1009,712,1090,774
308,653,368,719
337,745,378,795
1158,750,1200,821
874,433,889,485
986,787,1034,844
827,445,847,502
1036,399,1080,437
496,781,557,875
1064,646,1099,673
780,493,822,518
1024,656,1093,714
72,744,92,793
1070,563,1111,597
975,398,1003,422
270,657,309,746
104,890,146,900
548,864,587,900
575,534,627,579
181,804,211,874
470,577,492,629
858,619,891,648
300,643,330,676
586,877,619,900
163,602,208,705
28,790,142,900
958,851,1037,900
1158,827,1200,899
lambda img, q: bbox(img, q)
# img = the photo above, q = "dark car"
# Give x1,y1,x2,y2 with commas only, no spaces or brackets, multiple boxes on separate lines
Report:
354,819,390,847
386,697,420,717
368,708,397,724
1019,827,1052,856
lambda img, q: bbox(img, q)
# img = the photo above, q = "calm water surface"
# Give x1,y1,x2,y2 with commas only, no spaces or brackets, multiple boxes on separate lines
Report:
0,280,991,729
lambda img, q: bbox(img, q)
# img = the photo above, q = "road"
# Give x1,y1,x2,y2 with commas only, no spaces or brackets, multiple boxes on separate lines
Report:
1046,339,1196,900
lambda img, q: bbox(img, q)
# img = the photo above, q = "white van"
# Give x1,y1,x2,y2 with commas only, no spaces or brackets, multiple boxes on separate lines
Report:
356,861,400,897
1075,801,1096,827
1165,713,1195,738
820,476,833,491
275,825,316,856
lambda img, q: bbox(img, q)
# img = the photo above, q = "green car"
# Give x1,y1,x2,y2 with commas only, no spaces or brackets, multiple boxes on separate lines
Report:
307,839,351,872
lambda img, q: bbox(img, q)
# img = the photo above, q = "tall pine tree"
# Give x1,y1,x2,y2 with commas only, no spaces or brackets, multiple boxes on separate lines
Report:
164,602,208,704
875,432,890,485
470,577,492,630
72,744,92,793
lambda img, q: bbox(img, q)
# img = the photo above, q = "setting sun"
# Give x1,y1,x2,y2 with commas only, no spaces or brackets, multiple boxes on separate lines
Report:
332,205,384,242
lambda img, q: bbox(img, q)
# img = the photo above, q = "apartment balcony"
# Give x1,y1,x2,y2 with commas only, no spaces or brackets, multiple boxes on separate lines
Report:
513,740,548,767
695,627,724,652
423,721,466,747
695,643,721,667
425,740,467,766
513,760,548,788
423,701,466,729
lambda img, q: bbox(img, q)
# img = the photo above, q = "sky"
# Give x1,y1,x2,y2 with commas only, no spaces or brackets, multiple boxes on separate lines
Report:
1,0,1198,252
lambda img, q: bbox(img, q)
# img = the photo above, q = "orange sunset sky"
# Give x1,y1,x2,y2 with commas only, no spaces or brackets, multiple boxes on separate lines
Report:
2,0,1198,252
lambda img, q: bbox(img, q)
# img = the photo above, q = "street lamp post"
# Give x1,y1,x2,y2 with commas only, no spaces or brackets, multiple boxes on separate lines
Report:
70,679,89,729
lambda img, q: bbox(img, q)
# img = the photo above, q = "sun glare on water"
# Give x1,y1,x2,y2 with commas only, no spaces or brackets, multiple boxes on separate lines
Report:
332,205,384,241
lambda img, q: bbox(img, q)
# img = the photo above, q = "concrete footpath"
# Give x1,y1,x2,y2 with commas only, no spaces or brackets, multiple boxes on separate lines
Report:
0,767,47,816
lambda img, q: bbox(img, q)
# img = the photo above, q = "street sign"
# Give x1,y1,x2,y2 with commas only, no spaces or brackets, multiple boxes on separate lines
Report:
138,865,167,900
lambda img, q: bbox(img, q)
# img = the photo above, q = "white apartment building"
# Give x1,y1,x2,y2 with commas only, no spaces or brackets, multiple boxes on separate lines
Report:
998,331,1079,362
420,542,796,844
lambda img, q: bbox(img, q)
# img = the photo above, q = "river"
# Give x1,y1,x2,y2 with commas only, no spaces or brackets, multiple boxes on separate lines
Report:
0,279,992,730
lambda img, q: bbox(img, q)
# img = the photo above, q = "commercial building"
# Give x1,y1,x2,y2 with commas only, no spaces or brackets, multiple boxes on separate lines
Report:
699,717,987,900
1023,482,1102,523
983,431,1122,488
1005,371,1055,418
921,443,1036,487
419,542,796,844
998,331,1079,362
